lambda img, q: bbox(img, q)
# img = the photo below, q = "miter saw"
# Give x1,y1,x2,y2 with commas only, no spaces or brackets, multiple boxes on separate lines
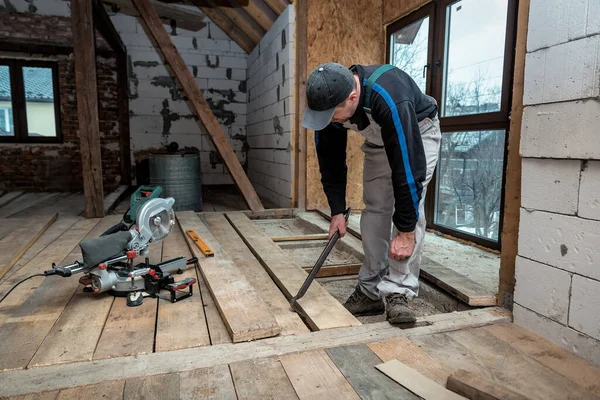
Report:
44,186,198,307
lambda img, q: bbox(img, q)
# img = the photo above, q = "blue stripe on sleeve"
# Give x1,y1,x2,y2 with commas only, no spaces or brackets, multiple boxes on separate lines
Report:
315,131,319,147
371,83,420,219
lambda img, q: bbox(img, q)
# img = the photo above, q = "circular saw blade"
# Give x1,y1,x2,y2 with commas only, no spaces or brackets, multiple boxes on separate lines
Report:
148,207,175,242
135,197,176,244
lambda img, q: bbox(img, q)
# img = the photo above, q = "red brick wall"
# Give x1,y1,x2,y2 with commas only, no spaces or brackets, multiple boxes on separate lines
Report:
0,10,121,193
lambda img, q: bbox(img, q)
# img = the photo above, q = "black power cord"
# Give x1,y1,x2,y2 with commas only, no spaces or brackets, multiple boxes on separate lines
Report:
0,273,48,304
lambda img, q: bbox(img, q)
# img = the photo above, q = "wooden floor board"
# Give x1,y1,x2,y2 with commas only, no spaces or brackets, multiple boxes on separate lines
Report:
225,212,360,331
124,373,179,400
446,369,533,400
229,358,299,399
0,191,24,209
204,213,308,336
179,365,237,399
367,337,449,385
0,193,60,218
104,185,128,214
155,222,210,352
279,350,360,400
56,380,124,400
325,345,419,399
177,211,281,343
93,241,163,360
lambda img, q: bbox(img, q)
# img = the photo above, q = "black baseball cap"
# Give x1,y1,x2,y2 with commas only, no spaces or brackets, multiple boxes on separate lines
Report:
302,62,355,131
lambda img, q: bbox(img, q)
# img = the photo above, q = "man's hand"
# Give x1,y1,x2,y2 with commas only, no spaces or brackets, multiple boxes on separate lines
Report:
329,213,348,239
389,231,415,260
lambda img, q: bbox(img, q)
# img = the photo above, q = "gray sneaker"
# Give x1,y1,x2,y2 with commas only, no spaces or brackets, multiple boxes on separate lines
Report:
343,286,385,316
386,293,416,324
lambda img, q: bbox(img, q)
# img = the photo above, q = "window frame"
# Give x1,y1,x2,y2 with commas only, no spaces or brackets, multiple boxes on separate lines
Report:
0,59,62,144
385,0,518,250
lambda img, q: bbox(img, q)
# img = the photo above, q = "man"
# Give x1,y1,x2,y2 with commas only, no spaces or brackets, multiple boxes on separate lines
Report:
302,62,441,324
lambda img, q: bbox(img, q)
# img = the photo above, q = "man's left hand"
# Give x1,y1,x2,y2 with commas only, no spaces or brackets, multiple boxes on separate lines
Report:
389,231,415,260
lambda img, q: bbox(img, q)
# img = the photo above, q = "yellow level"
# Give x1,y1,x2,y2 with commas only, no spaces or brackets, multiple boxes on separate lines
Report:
186,230,214,258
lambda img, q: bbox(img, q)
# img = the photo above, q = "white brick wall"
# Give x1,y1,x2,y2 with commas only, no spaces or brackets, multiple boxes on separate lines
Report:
515,0,600,365
110,9,248,188
521,158,581,214
245,5,295,207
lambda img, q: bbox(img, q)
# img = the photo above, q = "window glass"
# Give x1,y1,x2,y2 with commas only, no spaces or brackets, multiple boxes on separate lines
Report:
390,16,430,92
23,67,57,137
0,66,15,137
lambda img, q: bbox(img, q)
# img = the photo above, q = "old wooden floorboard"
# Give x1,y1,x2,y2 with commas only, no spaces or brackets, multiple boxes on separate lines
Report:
179,365,237,400
93,240,163,360
326,345,419,399
123,373,179,400
155,221,211,352
0,191,24,209
225,212,360,331
229,358,299,399
0,193,60,218
55,380,124,400
177,211,281,342
204,213,308,336
0,308,510,396
446,369,533,400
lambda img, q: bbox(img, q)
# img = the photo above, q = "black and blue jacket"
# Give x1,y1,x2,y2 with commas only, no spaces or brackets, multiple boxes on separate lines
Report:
315,64,437,232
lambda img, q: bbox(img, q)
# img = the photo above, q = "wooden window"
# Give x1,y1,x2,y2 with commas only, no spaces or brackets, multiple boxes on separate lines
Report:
0,59,62,143
387,0,517,249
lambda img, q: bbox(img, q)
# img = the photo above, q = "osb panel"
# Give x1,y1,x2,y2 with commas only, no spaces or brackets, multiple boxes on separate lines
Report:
383,0,430,25
306,0,383,211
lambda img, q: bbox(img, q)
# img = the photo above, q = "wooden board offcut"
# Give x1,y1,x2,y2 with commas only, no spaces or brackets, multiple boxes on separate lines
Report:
229,358,299,399
177,211,281,342
446,369,532,400
225,212,360,331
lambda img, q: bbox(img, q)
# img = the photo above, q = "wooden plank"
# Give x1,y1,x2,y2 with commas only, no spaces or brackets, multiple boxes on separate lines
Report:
263,0,287,14
279,350,360,399
56,380,124,400
499,0,530,308
104,185,129,214
225,212,360,331
368,338,448,386
244,208,296,220
0,218,97,315
93,241,163,360
446,369,533,400
199,277,232,345
0,219,22,241
325,345,419,399
229,358,299,399
244,0,277,31
271,233,329,242
419,258,497,306
296,212,364,260
155,222,211,352
482,323,600,396
0,308,510,397
177,211,280,342
179,365,237,400
294,0,307,209
0,214,57,281
6,391,59,400
204,213,308,336
218,6,264,44
302,263,361,278
0,193,59,218
27,216,123,368
195,5,255,53
0,217,81,285
123,373,179,400
133,0,263,211
0,191,24,209
104,0,207,31
72,0,105,218
0,218,104,371
375,359,466,400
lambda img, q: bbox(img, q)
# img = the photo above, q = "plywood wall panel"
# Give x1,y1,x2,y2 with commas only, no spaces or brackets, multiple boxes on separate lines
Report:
383,0,430,25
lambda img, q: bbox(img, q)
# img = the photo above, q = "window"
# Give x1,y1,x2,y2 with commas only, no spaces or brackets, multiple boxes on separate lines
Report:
0,60,61,143
387,0,517,249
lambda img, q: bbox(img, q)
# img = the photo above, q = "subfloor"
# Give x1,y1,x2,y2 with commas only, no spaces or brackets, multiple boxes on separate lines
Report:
1,188,598,399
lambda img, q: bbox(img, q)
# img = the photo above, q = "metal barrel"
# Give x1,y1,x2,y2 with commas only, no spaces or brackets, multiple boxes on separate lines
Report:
149,153,203,211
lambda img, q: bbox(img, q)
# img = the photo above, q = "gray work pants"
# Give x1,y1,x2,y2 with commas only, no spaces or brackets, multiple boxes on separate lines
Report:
358,115,441,300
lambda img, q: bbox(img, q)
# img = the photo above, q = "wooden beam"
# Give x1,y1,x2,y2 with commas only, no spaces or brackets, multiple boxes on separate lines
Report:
263,0,288,14
242,0,277,32
0,308,511,397
193,3,255,53
294,0,307,209
104,0,207,31
217,5,265,45
302,263,361,278
72,0,105,218
243,208,296,219
92,0,126,55
132,0,264,211
499,0,530,308
446,369,533,400
225,212,360,331
271,233,329,242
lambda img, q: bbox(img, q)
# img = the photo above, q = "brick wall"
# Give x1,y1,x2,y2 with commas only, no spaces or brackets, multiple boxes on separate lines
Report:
246,5,294,207
0,2,122,193
514,0,600,365
109,7,248,186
